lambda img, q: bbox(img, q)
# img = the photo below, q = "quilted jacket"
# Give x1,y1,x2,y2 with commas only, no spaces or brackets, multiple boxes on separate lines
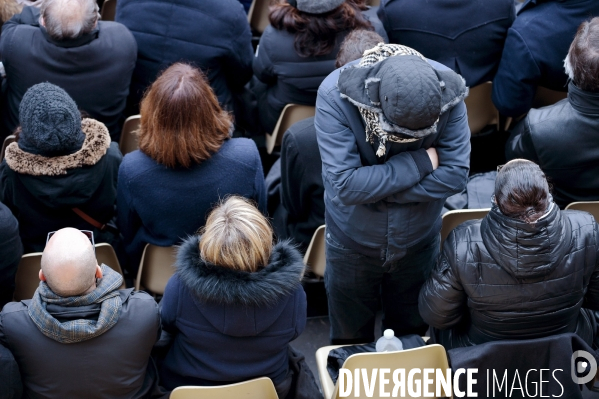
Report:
419,204,599,348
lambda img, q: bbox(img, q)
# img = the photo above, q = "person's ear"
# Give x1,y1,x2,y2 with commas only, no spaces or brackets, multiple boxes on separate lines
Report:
39,270,46,282
95,265,103,279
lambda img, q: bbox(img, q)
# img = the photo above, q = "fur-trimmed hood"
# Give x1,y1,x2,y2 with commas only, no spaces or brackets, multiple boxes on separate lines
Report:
176,235,305,308
4,118,111,176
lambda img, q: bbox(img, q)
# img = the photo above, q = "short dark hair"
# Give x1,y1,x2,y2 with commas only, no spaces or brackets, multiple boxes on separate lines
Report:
494,159,550,224
269,0,373,58
336,29,384,68
565,18,599,92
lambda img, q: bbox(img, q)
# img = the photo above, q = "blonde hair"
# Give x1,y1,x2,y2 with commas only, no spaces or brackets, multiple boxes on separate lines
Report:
200,197,273,272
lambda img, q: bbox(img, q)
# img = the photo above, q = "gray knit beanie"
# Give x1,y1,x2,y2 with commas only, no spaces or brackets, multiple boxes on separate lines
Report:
18,83,84,157
288,0,345,14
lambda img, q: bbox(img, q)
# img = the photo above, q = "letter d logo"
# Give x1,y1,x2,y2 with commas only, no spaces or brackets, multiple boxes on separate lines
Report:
571,350,597,384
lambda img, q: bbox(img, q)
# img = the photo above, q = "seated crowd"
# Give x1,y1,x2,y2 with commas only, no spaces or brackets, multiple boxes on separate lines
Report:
0,0,599,397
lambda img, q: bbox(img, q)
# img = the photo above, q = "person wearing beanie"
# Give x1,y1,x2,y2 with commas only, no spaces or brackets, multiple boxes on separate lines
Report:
0,0,137,140
252,0,388,134
316,43,470,344
0,83,122,252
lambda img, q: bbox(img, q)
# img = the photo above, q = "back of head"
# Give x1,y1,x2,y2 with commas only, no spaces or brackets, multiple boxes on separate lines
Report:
200,197,273,273
269,0,372,57
494,159,550,224
41,228,98,297
565,17,599,92
139,63,232,169
40,0,99,41
336,29,384,68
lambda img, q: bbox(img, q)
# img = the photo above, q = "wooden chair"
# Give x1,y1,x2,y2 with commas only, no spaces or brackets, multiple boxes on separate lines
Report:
304,225,326,278
266,104,315,154
464,82,499,135
248,0,270,35
100,0,117,21
170,377,278,399
532,86,568,109
135,244,177,296
441,208,490,246
13,243,126,301
119,115,141,156
565,201,599,223
1,135,15,162
316,344,450,399
367,0,380,5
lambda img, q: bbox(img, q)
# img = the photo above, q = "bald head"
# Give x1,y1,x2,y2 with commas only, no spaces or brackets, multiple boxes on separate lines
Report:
41,228,100,297
40,0,99,41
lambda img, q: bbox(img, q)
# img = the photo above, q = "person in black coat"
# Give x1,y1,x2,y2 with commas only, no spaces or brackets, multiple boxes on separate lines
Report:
0,83,122,253
252,0,383,134
116,0,253,115
117,64,266,272
0,201,22,308
160,197,308,399
377,0,514,88
492,0,599,117
0,1,137,140
419,159,599,350
506,18,599,208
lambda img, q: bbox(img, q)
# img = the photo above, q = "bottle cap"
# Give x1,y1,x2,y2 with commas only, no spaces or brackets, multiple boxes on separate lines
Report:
384,329,394,339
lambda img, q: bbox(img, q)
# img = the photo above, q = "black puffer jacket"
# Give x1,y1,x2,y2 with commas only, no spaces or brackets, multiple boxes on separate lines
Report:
419,204,599,349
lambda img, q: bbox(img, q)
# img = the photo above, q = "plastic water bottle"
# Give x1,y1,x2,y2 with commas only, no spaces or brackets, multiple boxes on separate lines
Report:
375,329,404,352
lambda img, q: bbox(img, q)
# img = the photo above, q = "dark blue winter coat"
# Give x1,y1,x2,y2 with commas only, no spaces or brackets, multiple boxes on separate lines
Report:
492,0,599,117
0,201,22,308
117,138,266,270
377,0,515,87
159,236,307,393
115,0,254,113
315,59,470,260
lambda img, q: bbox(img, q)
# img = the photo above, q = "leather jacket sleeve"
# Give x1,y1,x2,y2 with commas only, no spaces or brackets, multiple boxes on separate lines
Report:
419,230,467,330
505,115,540,163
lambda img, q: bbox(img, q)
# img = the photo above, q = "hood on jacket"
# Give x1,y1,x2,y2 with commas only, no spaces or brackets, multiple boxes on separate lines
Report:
176,235,305,337
3,118,113,207
480,202,572,279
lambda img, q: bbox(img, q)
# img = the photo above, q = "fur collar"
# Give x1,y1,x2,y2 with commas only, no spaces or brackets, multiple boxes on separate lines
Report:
4,118,111,176
176,235,306,307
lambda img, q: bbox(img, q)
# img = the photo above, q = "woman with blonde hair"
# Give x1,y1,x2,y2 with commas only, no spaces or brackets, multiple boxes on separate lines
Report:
159,196,308,398
117,63,266,270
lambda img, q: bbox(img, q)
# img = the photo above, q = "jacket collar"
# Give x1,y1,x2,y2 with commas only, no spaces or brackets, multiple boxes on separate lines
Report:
568,81,599,116
480,201,572,280
40,25,99,48
4,118,111,176
176,235,306,307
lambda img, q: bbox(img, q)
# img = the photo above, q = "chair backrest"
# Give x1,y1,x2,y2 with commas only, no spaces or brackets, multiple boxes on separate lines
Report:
532,86,568,109
170,377,278,399
266,104,316,154
1,135,16,162
135,244,177,296
565,201,599,223
248,0,270,35
304,225,326,278
13,243,126,301
119,115,141,155
464,82,498,135
367,0,380,5
331,344,450,399
100,0,117,21
441,208,490,246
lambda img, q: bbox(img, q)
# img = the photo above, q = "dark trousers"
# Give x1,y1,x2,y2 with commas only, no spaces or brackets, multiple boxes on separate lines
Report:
324,232,440,344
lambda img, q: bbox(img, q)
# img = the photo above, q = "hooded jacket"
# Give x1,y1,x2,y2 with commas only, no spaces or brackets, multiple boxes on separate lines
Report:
0,201,22,308
159,236,307,391
419,205,599,348
0,6,137,139
506,82,599,208
315,58,470,260
491,0,599,117
0,118,122,252
0,289,161,399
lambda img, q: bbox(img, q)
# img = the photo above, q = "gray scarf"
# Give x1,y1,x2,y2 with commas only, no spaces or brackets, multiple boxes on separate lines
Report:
28,265,123,344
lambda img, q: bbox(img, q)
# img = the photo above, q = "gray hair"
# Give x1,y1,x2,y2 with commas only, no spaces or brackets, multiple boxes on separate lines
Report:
40,0,99,40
